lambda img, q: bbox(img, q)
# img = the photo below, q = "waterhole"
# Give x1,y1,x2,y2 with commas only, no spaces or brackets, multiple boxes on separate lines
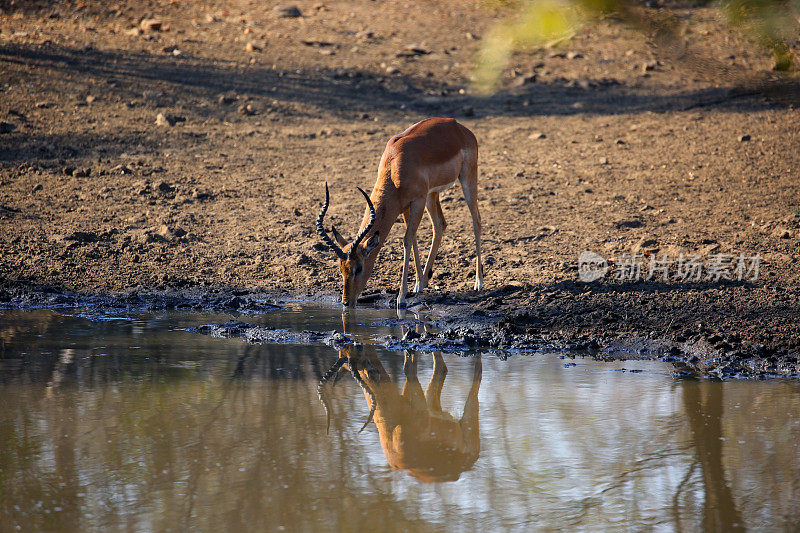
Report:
1,304,798,530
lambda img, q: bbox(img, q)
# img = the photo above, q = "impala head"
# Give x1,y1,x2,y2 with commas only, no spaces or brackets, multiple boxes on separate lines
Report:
316,183,380,307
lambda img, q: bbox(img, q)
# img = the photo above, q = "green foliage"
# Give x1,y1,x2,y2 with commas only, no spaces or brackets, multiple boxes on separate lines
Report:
472,0,800,94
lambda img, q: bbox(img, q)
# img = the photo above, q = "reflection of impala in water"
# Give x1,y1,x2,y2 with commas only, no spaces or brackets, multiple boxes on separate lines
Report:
319,343,482,482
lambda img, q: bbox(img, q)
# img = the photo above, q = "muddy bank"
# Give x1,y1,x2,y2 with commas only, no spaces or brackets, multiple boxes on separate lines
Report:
2,282,798,379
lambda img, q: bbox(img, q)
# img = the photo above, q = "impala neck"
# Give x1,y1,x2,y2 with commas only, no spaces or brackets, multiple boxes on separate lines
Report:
356,189,400,269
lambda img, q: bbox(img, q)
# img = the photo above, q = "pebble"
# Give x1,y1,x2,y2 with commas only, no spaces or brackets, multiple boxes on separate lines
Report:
32,184,43,192
566,51,582,59
218,94,237,105
238,104,255,115
85,95,96,104
155,113,185,126
642,60,657,71
245,42,261,52
599,157,609,165
385,66,399,75
738,134,751,142
274,5,302,18
529,132,546,140
139,19,163,32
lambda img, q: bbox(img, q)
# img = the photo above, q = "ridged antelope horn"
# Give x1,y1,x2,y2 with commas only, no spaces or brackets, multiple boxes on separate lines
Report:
317,356,348,435
316,183,347,261
350,187,376,257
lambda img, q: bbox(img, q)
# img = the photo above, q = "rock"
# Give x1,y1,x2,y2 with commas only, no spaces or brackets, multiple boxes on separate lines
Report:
465,32,480,40
772,227,792,239
155,113,185,126
125,27,142,36
73,168,91,177
738,134,751,142
615,139,625,145
35,101,54,108
111,164,133,174
599,157,609,165
274,5,302,18
156,181,175,193
385,66,399,75
238,104,255,115
566,51,582,59
139,19,163,32
529,132,546,140
218,94,237,105
398,44,431,57
0,121,15,134
32,183,43,192
245,42,261,52
642,60,657,71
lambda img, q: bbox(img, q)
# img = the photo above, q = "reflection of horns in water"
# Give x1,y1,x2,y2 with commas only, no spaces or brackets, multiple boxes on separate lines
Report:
317,350,377,434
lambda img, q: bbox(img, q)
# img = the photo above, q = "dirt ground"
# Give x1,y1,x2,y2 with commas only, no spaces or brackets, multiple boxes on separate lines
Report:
1,0,799,376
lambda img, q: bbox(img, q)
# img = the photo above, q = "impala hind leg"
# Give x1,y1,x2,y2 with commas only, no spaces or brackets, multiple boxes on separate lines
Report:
399,201,425,309
417,192,446,294
460,168,483,291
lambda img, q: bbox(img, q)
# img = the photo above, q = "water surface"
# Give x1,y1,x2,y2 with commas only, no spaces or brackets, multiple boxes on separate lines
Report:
1,305,799,531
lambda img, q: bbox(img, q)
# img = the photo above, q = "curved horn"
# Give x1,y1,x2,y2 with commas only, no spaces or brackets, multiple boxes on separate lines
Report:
318,356,348,435
350,187,376,256
316,183,347,260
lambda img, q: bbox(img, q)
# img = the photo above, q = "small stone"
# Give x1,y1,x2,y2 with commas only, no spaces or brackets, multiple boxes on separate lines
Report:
155,113,185,126
35,101,54,109
599,157,609,165
73,168,91,177
465,32,479,40
642,60,657,72
125,27,142,36
139,19,163,32
238,104,255,115
529,132,546,140
85,95,96,104
385,66,399,75
566,51,582,59
615,139,625,145
111,164,132,174
157,181,175,193
404,44,431,55
32,183,43,192
0,122,15,134
245,42,261,52
218,94,237,105
738,134,751,142
274,5,302,18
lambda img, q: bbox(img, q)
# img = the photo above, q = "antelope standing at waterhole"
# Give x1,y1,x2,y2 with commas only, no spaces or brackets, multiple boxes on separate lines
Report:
316,118,483,309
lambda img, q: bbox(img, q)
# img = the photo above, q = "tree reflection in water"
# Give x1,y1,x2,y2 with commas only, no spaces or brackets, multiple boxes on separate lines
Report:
1,308,799,531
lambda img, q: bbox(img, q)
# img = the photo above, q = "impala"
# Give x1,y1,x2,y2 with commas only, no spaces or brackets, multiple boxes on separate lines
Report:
316,117,483,308
319,343,482,482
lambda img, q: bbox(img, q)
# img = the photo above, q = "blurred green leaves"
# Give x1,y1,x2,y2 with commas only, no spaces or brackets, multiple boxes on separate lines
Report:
472,0,800,94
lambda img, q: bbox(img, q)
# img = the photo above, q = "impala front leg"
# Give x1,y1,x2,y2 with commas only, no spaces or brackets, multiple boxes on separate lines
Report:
398,202,425,309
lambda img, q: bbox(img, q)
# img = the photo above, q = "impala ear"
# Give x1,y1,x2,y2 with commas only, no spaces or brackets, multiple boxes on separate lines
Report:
330,225,349,247
364,232,380,255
